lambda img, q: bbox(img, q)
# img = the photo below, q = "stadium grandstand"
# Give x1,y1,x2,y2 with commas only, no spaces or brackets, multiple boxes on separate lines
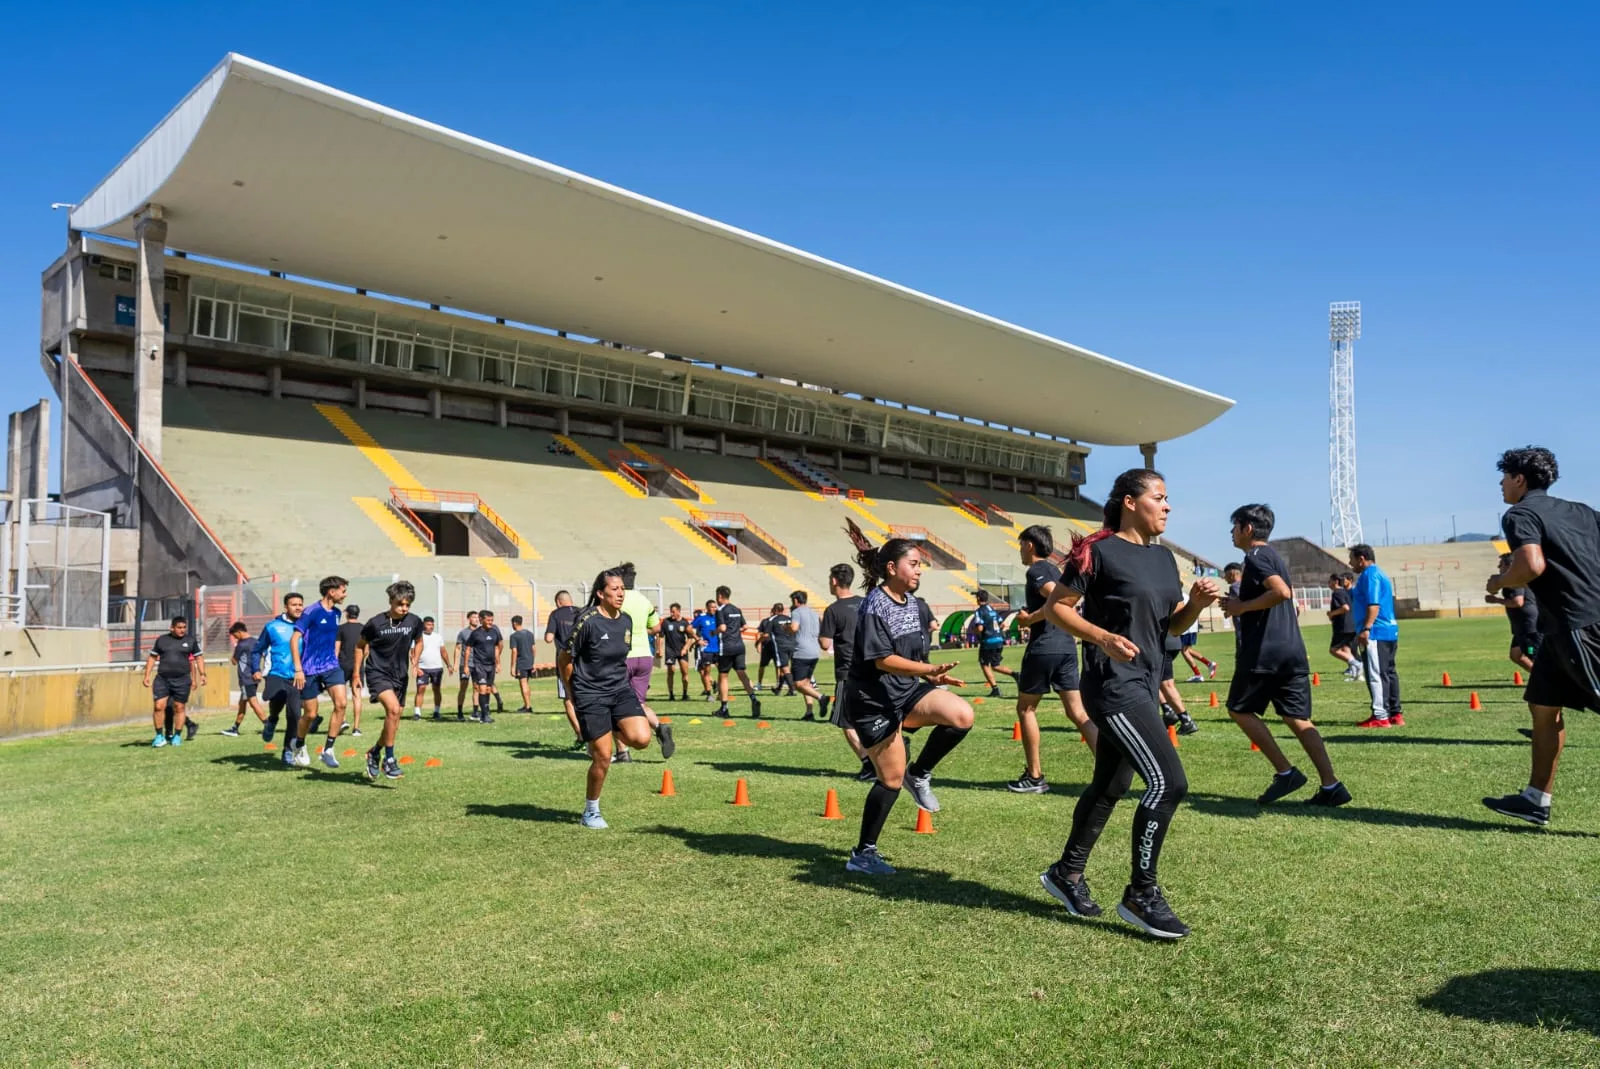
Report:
28,53,1236,661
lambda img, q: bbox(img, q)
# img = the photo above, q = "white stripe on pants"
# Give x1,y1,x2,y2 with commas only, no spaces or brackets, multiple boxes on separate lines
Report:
1363,641,1386,718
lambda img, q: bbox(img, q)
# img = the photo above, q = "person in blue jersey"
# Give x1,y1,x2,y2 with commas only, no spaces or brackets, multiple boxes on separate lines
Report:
691,600,720,700
971,590,1015,698
254,592,305,761
1349,546,1403,728
289,576,352,769
222,621,269,737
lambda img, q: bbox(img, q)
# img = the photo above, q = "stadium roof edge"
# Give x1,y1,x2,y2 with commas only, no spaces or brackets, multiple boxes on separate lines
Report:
69,53,1234,447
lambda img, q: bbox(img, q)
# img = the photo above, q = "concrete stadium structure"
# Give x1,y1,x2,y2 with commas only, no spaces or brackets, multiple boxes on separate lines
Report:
33,53,1233,645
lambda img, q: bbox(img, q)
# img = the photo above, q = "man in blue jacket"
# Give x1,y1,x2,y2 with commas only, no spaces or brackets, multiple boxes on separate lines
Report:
1349,545,1403,728
254,592,305,761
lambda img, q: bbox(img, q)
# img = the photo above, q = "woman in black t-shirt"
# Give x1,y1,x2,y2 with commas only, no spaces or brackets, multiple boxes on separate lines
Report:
838,520,975,877
1037,468,1220,939
563,568,652,829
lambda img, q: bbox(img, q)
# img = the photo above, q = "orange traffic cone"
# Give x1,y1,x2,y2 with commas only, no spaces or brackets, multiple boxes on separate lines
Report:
1168,723,1180,748
1011,721,1022,741
821,788,843,820
1250,740,1261,752
659,769,677,796
1442,672,1452,687
1208,692,1219,708
1514,670,1524,686
1470,692,1482,710
731,778,751,806
914,807,936,834
1312,672,1321,687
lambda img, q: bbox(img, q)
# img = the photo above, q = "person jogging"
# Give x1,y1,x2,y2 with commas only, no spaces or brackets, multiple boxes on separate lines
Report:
1158,633,1199,736
412,616,450,720
768,602,797,696
454,610,479,719
144,615,203,748
1220,504,1351,807
1349,546,1403,728
1482,447,1600,826
222,621,268,737
819,564,872,780
714,586,761,718
972,590,1013,697
1485,552,1541,675
840,520,975,876
508,615,537,713
690,600,720,701
1327,573,1362,681
336,605,365,738
789,590,825,720
543,591,583,748
1177,619,1219,683
465,610,504,724
1037,468,1220,940
255,593,305,759
1008,524,1098,794
354,581,425,783
565,568,653,828
658,603,696,701
289,576,352,769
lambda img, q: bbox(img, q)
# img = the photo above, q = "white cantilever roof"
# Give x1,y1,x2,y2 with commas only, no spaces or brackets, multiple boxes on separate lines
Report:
70,54,1232,446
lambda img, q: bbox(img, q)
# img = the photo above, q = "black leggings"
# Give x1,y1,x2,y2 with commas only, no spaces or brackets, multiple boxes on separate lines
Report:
1059,702,1188,890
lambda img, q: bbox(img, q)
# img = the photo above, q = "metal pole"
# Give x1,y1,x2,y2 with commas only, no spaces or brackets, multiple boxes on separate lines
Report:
196,585,207,646
99,509,110,629
531,581,539,634
16,499,28,627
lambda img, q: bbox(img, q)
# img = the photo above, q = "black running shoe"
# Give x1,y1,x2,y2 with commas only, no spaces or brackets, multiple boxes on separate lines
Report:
1306,782,1352,807
750,697,762,718
185,720,199,741
308,716,324,736
656,723,676,760
988,686,1002,698
1257,766,1308,804
1160,704,1179,728
479,715,496,725
1176,713,1199,736
1482,791,1550,826
819,696,831,720
855,759,876,783
1118,884,1190,939
1007,772,1050,794
801,712,816,722
262,714,278,743
1040,865,1102,917
612,749,632,764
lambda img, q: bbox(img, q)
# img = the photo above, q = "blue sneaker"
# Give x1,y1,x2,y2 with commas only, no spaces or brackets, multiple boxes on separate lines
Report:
262,715,278,744
152,734,167,748
168,733,183,748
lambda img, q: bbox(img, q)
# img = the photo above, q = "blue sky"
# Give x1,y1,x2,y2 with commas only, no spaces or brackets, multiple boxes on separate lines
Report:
2,2,1595,564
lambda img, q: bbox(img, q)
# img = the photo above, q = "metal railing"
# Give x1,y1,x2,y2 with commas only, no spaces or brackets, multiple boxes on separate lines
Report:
888,524,969,568
389,485,524,549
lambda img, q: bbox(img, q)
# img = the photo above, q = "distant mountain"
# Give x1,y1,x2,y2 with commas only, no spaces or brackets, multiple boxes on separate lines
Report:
1447,533,1497,543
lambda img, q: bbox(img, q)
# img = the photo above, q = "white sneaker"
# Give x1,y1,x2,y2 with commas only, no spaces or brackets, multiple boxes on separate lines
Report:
581,810,608,829
294,746,311,768
903,769,940,812
413,709,422,720
320,748,340,769
1184,674,1203,684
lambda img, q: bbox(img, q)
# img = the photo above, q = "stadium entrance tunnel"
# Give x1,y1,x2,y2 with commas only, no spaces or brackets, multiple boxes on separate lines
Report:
387,487,522,558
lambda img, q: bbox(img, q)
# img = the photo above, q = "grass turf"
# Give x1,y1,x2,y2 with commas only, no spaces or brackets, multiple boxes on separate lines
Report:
2,617,1598,1067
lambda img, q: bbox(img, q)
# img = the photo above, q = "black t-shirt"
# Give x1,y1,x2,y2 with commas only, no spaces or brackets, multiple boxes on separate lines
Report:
757,617,773,647
769,613,797,652
1065,536,1183,715
1024,560,1070,653
467,625,504,668
508,628,536,671
360,612,424,679
337,621,363,672
1330,587,1354,636
1501,586,1540,632
565,605,632,701
821,596,863,680
1235,544,1309,675
545,605,579,649
715,603,746,652
660,617,692,655
848,586,931,712
1502,489,1600,631
150,633,200,678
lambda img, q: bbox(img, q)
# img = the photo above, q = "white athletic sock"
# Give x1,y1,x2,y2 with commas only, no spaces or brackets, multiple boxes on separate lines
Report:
583,799,600,816
1523,786,1552,807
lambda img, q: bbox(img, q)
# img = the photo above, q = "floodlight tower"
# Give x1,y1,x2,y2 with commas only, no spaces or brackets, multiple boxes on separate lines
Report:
1328,301,1363,547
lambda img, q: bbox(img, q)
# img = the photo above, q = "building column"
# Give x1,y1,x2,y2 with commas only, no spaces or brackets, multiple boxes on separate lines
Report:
556,409,570,436
614,416,625,442
429,388,442,420
268,364,282,400
716,431,727,456
833,448,843,471
1140,442,1158,469
497,398,508,428
759,439,769,461
133,209,167,460
171,348,188,388
868,455,880,476
354,377,367,410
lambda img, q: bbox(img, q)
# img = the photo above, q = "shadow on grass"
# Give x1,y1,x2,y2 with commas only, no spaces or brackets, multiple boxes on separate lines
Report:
1419,969,1600,1036
689,759,1038,793
1321,734,1520,747
476,739,589,761
208,753,363,783
1184,791,1599,838
638,824,1142,938
465,803,578,824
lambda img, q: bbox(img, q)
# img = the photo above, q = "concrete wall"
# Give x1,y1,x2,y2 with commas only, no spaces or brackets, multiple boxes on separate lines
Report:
0,628,109,668
0,658,231,741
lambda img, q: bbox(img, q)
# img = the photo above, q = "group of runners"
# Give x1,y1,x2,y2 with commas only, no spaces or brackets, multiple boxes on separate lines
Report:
142,444,1600,939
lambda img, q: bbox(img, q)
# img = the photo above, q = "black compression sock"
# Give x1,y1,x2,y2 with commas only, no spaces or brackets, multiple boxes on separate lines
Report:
909,724,970,777
163,708,175,736
857,781,900,853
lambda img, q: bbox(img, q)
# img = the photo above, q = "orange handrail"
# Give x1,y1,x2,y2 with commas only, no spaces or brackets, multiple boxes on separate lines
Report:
616,463,650,493
695,511,790,561
387,494,435,543
888,525,968,567
390,485,521,547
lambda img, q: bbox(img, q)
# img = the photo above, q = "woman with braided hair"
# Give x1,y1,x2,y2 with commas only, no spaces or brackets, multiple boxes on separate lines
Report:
839,519,976,876
1037,468,1221,938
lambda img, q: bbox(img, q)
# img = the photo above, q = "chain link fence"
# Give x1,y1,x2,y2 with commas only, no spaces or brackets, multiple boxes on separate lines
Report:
8,500,110,630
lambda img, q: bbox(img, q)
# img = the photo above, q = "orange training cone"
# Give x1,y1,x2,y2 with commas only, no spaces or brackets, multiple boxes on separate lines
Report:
1312,672,1321,687
1470,691,1482,710
660,716,672,725
1514,670,1524,686
659,769,677,796
1011,721,1022,741
757,721,772,729
399,755,415,765
1208,691,1219,708
1250,741,1261,752
973,697,985,706
424,757,442,768
914,807,936,834
821,788,843,820
1168,723,1180,747
731,778,751,806
1442,672,1452,687
343,748,357,757
264,742,277,752
722,719,736,727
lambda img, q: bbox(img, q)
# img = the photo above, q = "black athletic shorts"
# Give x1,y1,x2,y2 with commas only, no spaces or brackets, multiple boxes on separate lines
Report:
1524,624,1600,714
697,651,718,670
1017,648,1079,695
664,649,687,667
759,643,776,668
263,676,297,703
513,666,534,680
575,690,647,742
239,680,259,700
1162,650,1177,683
367,672,409,702
471,665,496,687
1227,668,1313,720
829,678,851,728
718,649,747,673
791,658,818,683
847,682,938,749
417,668,444,687
1329,631,1356,654
1511,627,1543,658
152,674,191,704
979,645,1004,668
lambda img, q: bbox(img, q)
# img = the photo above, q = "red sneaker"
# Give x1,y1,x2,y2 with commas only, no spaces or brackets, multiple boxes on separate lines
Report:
1355,716,1392,729
1389,713,1406,727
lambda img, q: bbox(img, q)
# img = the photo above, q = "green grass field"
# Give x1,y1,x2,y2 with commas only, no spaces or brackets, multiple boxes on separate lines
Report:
3,617,1597,1067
